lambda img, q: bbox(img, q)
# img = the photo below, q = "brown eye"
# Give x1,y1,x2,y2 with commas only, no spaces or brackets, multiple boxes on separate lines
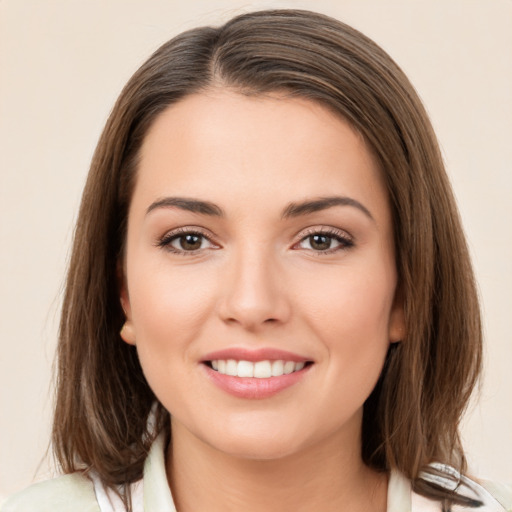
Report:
158,230,216,254
309,234,332,251
296,230,353,254
179,234,203,251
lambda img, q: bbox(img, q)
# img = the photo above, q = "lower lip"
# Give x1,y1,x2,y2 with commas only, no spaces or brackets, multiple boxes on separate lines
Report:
203,364,311,399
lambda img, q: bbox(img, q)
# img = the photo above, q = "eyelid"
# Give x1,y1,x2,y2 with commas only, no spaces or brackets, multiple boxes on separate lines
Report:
156,226,220,254
155,225,354,256
296,225,353,240
292,226,355,254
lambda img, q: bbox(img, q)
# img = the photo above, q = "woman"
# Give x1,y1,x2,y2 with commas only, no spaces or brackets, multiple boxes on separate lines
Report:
3,9,511,512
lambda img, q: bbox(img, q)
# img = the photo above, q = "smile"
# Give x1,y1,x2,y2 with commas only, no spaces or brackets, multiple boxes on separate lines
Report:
201,349,313,399
210,359,306,378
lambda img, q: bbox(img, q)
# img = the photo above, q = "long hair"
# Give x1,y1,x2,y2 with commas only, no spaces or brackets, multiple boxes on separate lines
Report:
53,9,482,506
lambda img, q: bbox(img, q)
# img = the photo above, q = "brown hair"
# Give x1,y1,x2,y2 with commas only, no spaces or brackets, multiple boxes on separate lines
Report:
53,8,482,506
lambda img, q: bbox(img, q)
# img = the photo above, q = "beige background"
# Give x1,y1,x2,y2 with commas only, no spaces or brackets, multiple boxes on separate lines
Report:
1,0,511,500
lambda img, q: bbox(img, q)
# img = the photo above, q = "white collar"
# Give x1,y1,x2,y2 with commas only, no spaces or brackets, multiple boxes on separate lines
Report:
140,432,433,512
93,430,507,512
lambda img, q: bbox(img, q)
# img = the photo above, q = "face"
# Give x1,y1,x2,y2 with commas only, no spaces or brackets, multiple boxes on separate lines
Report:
120,90,404,461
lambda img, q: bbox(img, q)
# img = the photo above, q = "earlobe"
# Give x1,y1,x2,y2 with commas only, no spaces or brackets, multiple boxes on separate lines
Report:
120,321,136,345
120,289,137,345
118,262,136,345
120,291,137,345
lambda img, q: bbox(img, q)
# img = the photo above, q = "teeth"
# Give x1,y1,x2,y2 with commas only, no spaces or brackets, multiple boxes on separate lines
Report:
283,361,295,374
254,361,272,378
271,360,284,376
210,359,306,378
226,359,238,376
237,360,254,377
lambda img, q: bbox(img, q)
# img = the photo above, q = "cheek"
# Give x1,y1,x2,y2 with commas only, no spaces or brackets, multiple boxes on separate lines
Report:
299,263,396,344
127,258,219,356
297,260,396,392
126,263,220,407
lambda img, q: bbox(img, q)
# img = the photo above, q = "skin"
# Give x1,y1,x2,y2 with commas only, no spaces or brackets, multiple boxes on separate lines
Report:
120,89,405,512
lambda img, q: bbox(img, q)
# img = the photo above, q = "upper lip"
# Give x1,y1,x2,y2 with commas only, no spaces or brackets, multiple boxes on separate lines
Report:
201,348,312,363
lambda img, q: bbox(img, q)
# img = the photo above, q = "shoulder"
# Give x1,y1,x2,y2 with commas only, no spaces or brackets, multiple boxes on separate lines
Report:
416,463,512,512
391,467,512,512
1,473,100,512
479,479,512,511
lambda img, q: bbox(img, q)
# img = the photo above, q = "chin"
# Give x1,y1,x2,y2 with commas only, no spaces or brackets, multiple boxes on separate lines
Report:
198,418,314,462
213,435,304,461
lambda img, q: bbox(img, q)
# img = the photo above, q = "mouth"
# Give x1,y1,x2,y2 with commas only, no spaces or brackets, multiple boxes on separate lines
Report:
200,349,314,399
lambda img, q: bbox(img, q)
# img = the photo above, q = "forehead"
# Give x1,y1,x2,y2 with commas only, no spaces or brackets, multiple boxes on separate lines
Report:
133,90,389,224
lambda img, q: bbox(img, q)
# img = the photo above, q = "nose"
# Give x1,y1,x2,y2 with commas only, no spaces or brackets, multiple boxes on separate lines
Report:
217,248,291,331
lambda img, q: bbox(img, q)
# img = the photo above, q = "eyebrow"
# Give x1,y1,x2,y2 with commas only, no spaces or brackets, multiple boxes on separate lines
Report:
146,195,373,221
282,196,374,221
146,197,224,217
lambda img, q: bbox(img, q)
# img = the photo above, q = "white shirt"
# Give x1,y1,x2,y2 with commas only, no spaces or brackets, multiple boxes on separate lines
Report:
92,432,511,512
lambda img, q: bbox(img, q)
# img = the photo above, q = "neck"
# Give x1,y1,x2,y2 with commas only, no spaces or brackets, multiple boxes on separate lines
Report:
166,419,387,512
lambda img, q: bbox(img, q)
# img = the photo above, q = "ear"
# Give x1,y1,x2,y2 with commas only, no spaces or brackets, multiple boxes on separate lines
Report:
118,261,136,346
388,286,406,343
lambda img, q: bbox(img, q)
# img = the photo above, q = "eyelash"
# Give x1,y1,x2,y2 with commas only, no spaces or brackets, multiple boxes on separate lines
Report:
294,227,354,255
156,226,354,256
156,227,215,255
